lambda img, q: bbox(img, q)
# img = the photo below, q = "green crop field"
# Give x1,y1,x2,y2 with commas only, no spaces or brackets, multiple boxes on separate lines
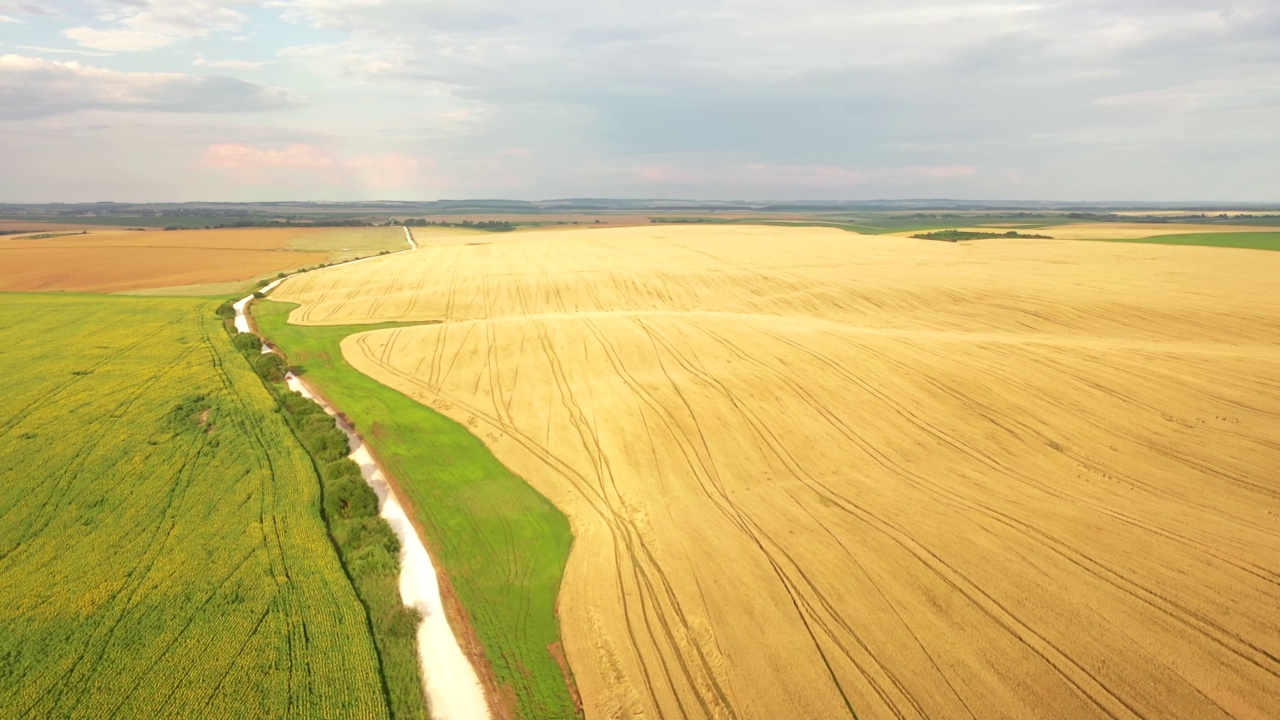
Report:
253,299,580,720
0,293,392,719
1094,231,1280,251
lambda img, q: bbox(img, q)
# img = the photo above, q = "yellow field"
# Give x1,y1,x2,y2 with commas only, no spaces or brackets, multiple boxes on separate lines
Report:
274,226,1280,719
0,226,406,294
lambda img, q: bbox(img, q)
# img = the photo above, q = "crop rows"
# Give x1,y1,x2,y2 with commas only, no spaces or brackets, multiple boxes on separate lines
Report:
277,224,1280,719
0,293,390,719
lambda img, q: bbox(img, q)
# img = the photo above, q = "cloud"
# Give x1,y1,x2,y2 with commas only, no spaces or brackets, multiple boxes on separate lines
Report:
200,143,336,170
7,1,1280,201
17,45,112,58
630,163,978,189
0,55,301,119
0,14,20,23
64,0,249,51
1095,79,1280,113
64,27,174,52
345,153,424,188
194,56,267,70
198,143,434,190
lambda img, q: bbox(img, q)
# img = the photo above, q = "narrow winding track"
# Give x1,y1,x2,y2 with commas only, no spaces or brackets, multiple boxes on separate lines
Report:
235,230,492,720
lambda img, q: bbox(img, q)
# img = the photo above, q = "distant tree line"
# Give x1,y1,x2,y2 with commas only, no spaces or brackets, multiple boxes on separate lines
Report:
648,217,730,224
400,218,516,232
913,229,1054,242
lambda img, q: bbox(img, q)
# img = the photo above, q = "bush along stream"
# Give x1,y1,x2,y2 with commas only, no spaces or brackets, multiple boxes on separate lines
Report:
218,297,431,720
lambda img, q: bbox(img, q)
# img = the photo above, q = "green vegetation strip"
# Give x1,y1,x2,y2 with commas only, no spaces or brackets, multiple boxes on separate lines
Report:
1093,231,1280,251
0,293,390,719
912,229,1053,241
254,300,580,720
216,302,427,720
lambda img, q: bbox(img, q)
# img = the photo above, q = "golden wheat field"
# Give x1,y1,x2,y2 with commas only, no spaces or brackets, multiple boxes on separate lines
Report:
274,225,1280,719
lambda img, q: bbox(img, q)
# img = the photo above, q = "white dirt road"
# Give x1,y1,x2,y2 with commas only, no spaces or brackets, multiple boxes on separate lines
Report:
231,228,491,720
284,372,491,720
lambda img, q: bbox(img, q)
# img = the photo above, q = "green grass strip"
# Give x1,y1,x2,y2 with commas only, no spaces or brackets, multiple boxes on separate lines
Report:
1091,231,1280,251
217,310,427,720
253,300,580,720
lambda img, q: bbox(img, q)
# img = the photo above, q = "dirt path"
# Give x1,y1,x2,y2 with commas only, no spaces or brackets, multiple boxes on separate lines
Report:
230,227,492,720
282,372,491,720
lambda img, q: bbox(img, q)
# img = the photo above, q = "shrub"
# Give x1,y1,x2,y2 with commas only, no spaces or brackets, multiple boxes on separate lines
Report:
253,353,287,383
324,475,379,521
232,332,262,354
300,420,349,463
324,458,365,483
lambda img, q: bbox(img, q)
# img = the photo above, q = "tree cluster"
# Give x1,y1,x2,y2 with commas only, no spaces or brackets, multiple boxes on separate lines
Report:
401,218,516,232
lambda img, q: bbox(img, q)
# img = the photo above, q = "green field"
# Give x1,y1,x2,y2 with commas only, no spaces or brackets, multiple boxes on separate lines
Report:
253,300,580,720
0,293,393,718
1094,231,1280,251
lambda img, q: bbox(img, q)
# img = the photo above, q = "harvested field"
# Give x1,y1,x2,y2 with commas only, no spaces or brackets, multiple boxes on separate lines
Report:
274,225,1280,719
0,227,406,294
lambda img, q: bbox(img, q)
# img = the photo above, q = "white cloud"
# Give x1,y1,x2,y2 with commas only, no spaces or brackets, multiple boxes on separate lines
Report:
64,0,249,51
194,55,267,70
197,143,433,190
200,143,336,169
64,27,177,52
17,45,112,58
6,0,1280,200
0,54,301,119
0,14,21,23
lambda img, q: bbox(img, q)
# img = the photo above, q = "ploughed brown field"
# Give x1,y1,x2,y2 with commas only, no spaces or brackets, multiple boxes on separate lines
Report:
274,225,1280,719
0,227,401,293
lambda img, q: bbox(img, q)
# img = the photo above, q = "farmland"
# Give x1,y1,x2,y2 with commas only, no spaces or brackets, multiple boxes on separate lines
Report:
0,293,391,718
252,300,579,720
0,227,407,294
273,225,1280,719
1094,231,1280,252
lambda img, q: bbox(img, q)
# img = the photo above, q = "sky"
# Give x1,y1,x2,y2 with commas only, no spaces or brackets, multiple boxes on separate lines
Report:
1,1,1277,202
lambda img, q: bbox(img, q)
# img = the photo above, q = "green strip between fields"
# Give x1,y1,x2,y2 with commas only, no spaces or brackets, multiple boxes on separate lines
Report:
1088,231,1280,251
252,300,581,720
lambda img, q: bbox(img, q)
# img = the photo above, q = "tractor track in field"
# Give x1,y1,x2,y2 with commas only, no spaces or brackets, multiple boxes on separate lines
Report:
277,225,1280,720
